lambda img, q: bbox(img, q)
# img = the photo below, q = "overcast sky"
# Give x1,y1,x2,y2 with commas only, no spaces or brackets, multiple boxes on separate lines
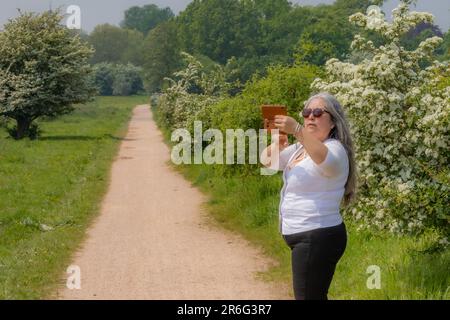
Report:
0,0,449,33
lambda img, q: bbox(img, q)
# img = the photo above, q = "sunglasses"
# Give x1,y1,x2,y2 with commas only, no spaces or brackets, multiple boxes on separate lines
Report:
302,108,330,118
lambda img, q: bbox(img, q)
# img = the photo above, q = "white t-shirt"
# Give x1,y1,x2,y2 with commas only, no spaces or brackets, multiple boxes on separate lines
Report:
276,138,349,235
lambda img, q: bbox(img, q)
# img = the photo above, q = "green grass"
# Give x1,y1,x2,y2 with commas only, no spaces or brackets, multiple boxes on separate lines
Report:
0,96,148,299
153,105,450,300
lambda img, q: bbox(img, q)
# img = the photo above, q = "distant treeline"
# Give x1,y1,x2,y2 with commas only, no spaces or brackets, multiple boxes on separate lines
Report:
81,0,450,95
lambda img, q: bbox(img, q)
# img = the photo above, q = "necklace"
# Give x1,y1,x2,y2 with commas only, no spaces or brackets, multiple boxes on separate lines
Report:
288,149,308,170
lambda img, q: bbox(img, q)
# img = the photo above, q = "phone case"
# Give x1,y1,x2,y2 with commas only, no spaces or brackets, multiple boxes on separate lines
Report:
261,105,287,134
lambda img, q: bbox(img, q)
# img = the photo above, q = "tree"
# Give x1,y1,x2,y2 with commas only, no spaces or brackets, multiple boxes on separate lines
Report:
293,0,376,66
0,11,96,139
121,4,174,36
258,5,313,61
294,18,354,65
121,29,145,66
312,0,449,238
253,0,290,19
142,21,182,93
89,24,145,66
89,24,127,64
176,0,263,64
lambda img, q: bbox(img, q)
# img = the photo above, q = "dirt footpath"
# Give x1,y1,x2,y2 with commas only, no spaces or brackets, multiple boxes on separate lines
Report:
57,105,289,300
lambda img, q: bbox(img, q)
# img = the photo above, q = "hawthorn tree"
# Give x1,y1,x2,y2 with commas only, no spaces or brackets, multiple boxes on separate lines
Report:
0,11,96,139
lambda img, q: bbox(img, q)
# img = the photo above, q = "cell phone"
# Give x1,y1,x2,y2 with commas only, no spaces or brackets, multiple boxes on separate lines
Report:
261,105,287,134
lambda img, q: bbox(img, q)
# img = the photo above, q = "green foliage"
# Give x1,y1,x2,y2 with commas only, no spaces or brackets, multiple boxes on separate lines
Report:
437,31,450,61
121,29,145,66
93,63,115,96
112,64,144,96
89,24,127,64
204,63,322,176
156,52,234,130
225,55,291,91
88,24,144,66
173,0,381,85
199,62,320,132
121,4,174,36
292,0,375,66
93,63,143,96
142,21,182,93
253,0,291,19
176,0,263,64
294,18,356,65
257,6,312,65
0,10,96,139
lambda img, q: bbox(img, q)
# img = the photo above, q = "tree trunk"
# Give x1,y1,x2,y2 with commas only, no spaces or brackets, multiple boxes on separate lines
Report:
15,117,32,139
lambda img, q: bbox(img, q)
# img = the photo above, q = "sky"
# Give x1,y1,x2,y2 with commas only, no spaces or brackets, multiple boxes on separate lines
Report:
0,0,449,33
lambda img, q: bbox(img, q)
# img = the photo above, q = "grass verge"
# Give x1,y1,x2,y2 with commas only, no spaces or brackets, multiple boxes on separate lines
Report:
0,96,148,299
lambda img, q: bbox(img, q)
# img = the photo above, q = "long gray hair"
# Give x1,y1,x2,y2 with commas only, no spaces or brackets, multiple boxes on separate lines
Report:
303,92,357,207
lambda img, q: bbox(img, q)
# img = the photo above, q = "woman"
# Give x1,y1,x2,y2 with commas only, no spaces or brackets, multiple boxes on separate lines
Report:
261,92,357,300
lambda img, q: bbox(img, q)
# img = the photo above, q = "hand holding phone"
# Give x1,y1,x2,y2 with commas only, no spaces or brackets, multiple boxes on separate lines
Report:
261,105,287,134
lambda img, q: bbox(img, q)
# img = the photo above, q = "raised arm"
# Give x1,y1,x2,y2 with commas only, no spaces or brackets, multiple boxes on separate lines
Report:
274,115,328,166
260,134,289,168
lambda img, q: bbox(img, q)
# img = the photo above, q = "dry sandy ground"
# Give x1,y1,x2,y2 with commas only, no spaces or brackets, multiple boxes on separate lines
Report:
57,105,290,300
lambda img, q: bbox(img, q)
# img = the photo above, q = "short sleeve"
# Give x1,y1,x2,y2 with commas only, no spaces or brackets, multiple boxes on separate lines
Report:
313,140,348,177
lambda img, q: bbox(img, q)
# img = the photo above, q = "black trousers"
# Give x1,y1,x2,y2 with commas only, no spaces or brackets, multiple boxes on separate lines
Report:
282,222,347,300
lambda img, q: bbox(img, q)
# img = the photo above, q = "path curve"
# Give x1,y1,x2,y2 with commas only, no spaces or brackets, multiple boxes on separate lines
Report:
57,105,289,300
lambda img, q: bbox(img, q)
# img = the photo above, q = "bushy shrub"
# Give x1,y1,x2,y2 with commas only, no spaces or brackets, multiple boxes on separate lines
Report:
93,63,143,96
157,52,234,131
112,64,144,96
93,63,115,96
